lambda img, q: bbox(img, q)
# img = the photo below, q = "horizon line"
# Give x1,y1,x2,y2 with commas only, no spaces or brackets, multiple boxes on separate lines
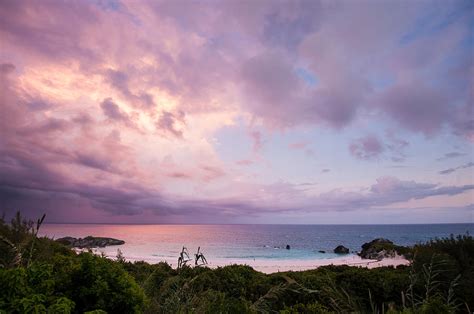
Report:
41,222,474,226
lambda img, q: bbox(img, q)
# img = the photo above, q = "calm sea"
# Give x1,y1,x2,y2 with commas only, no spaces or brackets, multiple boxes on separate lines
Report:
40,224,473,265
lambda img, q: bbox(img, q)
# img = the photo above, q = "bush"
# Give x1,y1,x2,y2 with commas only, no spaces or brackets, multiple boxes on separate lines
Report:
55,253,145,313
0,264,75,313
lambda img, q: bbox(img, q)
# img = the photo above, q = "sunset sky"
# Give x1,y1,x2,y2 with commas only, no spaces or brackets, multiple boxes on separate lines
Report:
0,0,473,224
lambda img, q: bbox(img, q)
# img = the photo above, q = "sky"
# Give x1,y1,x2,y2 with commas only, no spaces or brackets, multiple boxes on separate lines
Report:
0,0,473,224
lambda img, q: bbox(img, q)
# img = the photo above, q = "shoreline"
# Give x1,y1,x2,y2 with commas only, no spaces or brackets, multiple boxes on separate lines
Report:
244,255,410,273
83,248,410,274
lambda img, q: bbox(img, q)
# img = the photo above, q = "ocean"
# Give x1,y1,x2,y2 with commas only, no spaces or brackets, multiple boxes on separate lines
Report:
40,223,474,268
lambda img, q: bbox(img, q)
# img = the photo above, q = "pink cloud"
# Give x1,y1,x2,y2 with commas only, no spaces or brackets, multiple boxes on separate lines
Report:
167,172,193,179
236,159,254,166
288,141,308,150
200,165,226,182
249,130,264,152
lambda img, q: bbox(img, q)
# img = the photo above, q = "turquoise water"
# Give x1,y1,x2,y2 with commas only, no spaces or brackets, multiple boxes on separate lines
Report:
40,224,473,264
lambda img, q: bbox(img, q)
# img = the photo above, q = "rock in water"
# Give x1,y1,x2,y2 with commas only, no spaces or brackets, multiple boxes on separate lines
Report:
359,238,404,260
333,245,349,254
56,236,125,248
286,244,291,250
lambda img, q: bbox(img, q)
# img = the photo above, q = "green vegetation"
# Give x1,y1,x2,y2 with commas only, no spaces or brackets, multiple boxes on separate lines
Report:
1,213,472,313
0,213,144,314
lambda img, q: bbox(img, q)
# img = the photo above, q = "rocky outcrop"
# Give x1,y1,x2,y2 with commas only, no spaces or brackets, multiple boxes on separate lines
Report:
56,236,125,248
334,245,349,254
359,238,406,260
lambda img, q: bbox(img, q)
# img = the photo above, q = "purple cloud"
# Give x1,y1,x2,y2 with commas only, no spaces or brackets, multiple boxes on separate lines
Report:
100,98,130,122
74,154,113,173
451,101,474,141
436,152,467,161
0,0,100,63
349,135,384,160
349,132,409,162
308,177,474,213
0,63,15,74
17,118,70,135
106,70,156,110
239,52,361,129
262,0,322,50
439,162,474,175
385,131,409,162
377,84,451,136
240,53,303,127
156,111,185,138
439,168,456,175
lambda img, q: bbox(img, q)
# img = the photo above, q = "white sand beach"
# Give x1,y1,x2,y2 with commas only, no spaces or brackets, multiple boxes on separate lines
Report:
87,247,410,274
202,254,410,274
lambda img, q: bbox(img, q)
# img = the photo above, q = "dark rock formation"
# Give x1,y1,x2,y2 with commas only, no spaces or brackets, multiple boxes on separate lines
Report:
333,245,349,254
318,250,326,253
359,238,406,260
56,236,125,248
286,245,291,250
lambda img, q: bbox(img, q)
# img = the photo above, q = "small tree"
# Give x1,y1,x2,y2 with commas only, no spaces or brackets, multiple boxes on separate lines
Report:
177,246,191,269
194,246,208,266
